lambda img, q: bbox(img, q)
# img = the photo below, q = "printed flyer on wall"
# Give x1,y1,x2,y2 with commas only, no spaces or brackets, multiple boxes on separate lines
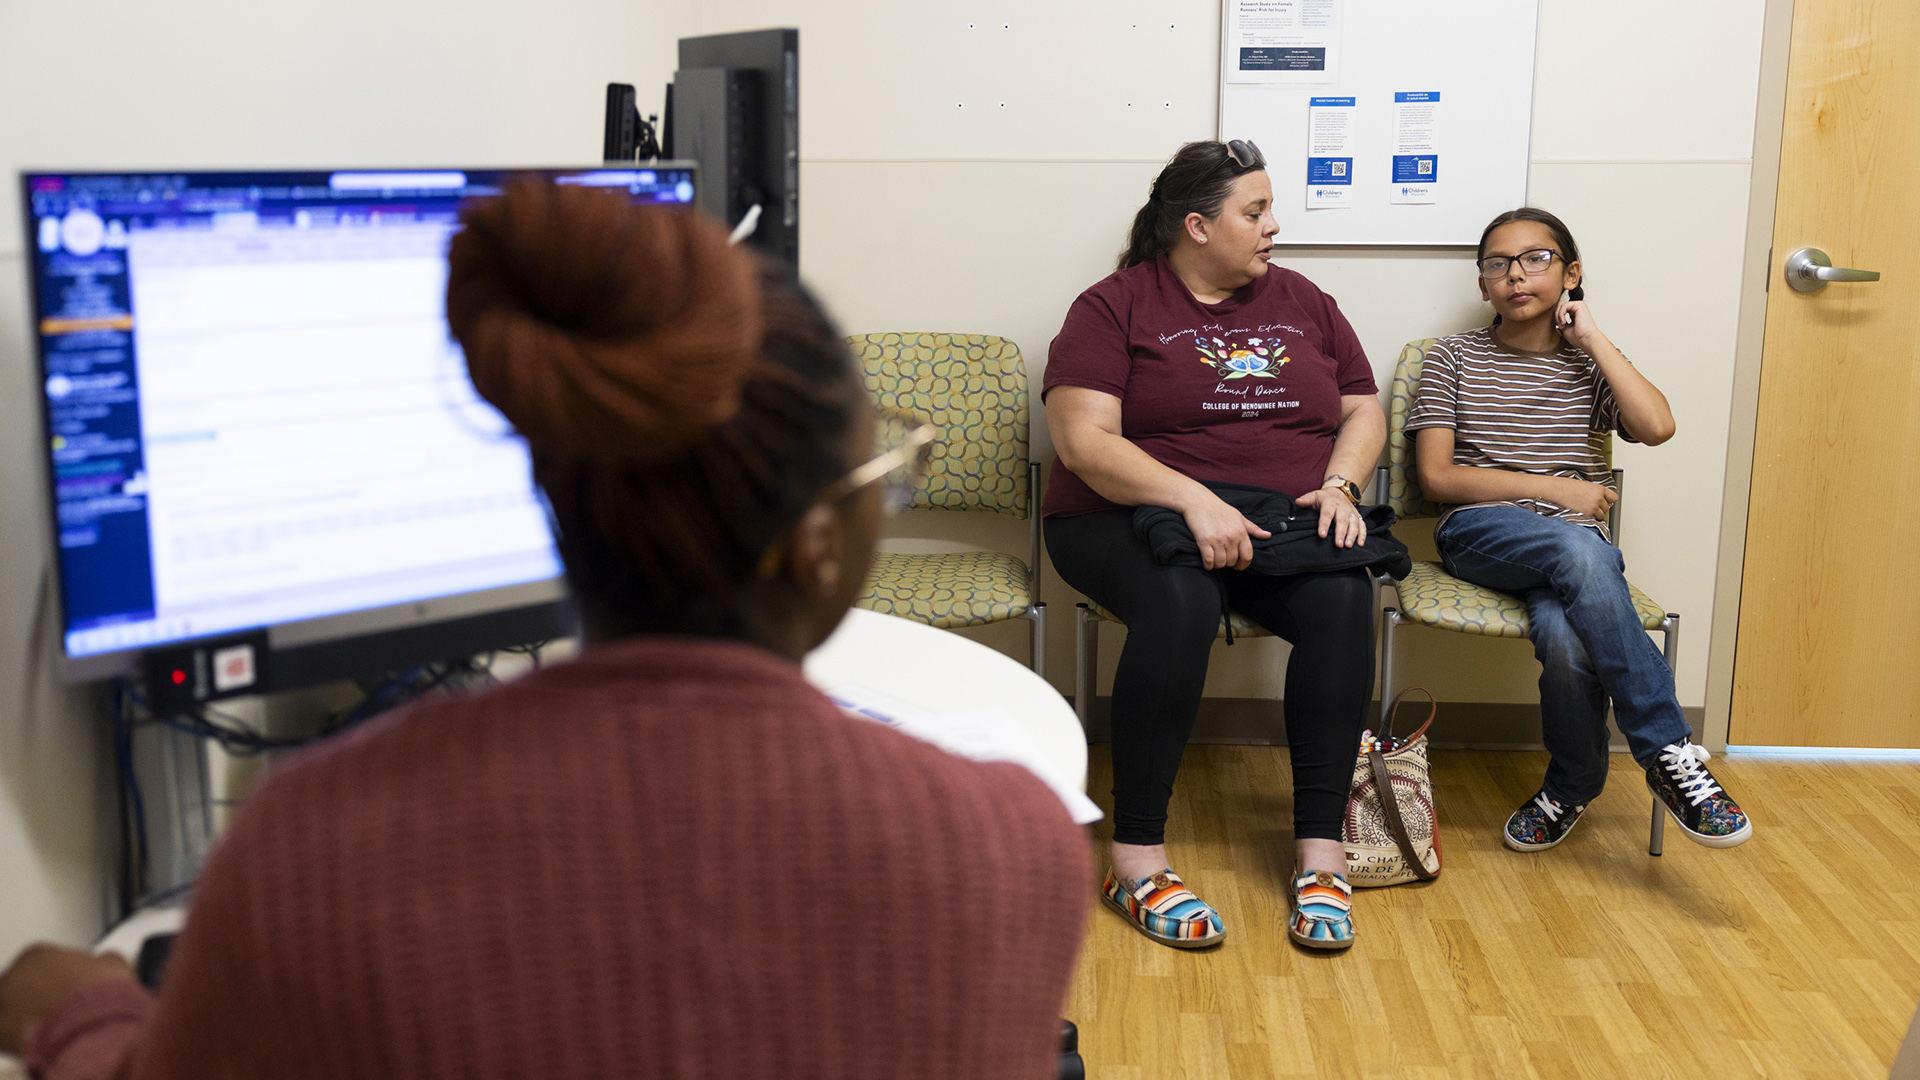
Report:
1226,0,1341,84
1305,97,1355,208
1391,91,1440,204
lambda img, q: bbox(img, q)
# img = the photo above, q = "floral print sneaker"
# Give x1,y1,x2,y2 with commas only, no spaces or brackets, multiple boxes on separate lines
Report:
1288,869,1354,950
1504,790,1589,852
1646,741,1753,848
1100,869,1226,949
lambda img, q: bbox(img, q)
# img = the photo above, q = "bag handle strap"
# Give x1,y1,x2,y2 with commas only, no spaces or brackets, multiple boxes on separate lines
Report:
1367,747,1437,882
1382,686,1437,743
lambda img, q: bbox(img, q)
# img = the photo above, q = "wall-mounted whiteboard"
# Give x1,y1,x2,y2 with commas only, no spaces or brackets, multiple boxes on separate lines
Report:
1219,0,1538,246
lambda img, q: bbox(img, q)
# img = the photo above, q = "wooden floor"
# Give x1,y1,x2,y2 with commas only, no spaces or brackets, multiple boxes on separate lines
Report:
1065,745,1920,1079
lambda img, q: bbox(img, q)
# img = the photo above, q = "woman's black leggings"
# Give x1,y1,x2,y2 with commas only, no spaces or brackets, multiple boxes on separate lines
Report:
1046,509,1375,846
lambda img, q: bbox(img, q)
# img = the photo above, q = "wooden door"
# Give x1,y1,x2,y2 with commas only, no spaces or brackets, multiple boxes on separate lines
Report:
1732,0,1920,746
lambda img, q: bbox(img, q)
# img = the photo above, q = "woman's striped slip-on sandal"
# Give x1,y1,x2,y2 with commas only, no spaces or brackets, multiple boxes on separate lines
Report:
1100,868,1226,949
1288,868,1354,950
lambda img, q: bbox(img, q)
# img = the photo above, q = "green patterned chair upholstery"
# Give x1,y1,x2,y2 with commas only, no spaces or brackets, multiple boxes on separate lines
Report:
1383,338,1681,855
1390,561,1668,639
846,333,1047,675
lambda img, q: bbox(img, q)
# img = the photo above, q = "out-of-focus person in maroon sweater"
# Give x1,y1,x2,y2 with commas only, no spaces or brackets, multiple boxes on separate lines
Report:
0,179,1091,1080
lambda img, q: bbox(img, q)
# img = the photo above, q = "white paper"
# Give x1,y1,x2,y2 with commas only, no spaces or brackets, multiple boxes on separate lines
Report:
1391,91,1441,204
1226,0,1341,85
1305,96,1356,209
830,686,1105,825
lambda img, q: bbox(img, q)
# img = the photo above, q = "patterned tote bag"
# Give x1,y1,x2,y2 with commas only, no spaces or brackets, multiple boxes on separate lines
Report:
1344,688,1442,887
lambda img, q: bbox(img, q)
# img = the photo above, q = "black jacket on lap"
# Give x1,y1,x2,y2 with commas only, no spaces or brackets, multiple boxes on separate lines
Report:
1131,482,1412,641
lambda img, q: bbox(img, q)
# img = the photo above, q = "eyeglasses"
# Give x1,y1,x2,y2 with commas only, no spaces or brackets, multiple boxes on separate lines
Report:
818,406,936,514
1175,139,1266,205
1476,248,1562,280
755,406,936,581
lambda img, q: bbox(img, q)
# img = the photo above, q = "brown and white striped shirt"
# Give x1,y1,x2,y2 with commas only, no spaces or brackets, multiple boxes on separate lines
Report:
1405,325,1634,538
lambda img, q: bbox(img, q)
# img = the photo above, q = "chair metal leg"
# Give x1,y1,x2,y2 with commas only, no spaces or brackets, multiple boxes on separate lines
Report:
1028,462,1043,606
1074,604,1096,737
1028,602,1047,681
1023,461,1047,677
1649,612,1680,857
1379,606,1402,730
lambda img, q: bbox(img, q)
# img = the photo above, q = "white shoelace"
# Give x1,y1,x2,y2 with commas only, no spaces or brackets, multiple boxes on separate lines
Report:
1658,742,1723,806
1532,792,1564,821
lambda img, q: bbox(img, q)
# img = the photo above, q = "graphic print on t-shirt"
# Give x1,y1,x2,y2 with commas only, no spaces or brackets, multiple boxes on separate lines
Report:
1196,334,1289,380
1186,328,1303,419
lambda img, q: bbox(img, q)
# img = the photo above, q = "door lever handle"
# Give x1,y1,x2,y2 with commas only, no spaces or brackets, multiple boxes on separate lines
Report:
1785,247,1882,293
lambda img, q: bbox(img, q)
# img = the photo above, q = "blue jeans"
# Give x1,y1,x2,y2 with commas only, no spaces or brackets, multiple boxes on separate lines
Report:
1434,506,1690,805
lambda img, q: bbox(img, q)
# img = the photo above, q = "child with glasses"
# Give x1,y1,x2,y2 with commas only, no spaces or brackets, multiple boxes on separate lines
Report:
1404,207,1751,853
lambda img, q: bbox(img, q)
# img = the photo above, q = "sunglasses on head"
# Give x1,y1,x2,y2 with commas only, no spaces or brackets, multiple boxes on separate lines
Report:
1174,139,1265,206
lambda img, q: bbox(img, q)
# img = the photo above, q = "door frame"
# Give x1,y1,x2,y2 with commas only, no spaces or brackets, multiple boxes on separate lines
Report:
1702,0,1796,750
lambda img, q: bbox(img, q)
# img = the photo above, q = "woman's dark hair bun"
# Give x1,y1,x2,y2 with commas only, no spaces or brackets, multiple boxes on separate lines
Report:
446,177,763,464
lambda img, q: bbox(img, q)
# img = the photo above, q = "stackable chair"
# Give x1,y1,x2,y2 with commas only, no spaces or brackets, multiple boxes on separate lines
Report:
846,333,1047,676
1377,338,1682,855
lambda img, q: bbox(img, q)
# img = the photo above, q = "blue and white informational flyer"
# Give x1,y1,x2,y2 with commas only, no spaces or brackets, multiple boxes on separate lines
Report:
1391,91,1440,204
1226,0,1342,85
1305,97,1356,208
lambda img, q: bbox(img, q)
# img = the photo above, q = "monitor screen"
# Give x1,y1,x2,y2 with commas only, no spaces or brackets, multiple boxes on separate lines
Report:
22,166,696,681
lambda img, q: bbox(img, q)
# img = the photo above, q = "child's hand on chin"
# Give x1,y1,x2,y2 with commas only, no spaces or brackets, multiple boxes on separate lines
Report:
1556,295,1601,350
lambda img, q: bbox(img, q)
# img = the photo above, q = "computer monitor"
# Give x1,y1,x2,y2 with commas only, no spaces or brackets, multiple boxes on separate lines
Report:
21,165,697,690
670,28,798,268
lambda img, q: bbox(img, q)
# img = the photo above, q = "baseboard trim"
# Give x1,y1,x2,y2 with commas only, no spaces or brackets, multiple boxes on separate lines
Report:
1071,697,1706,751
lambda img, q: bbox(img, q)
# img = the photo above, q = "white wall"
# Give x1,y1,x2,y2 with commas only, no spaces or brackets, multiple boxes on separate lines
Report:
0,247,108,952
0,0,1769,953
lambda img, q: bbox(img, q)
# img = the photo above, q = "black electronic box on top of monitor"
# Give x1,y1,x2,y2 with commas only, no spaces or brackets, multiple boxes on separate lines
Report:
668,28,798,269
20,164,696,695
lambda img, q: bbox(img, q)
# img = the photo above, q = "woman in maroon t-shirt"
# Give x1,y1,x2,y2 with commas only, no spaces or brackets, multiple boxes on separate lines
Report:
1045,140,1385,952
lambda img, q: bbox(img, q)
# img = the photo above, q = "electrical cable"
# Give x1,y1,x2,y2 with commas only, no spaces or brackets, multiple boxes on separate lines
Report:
496,640,551,671
125,650,511,756
109,644,543,909
111,683,152,917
